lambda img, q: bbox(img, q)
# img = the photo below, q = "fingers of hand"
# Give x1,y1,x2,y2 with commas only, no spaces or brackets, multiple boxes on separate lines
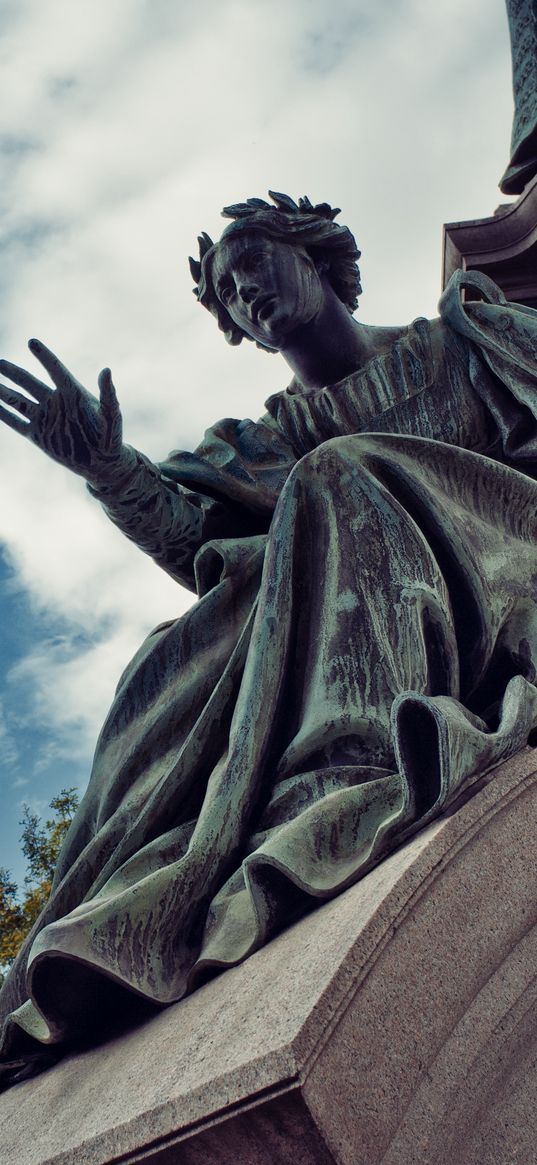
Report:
28,338,79,393
0,383,38,421
0,401,32,436
0,359,52,403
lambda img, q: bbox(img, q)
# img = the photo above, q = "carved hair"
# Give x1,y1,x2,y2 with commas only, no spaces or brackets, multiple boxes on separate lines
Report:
189,191,362,349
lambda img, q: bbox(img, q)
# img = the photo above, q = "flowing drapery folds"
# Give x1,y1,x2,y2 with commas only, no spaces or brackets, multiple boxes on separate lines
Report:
1,271,537,1086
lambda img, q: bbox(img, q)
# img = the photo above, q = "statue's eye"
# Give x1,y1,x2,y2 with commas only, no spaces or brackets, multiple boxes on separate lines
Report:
219,282,234,306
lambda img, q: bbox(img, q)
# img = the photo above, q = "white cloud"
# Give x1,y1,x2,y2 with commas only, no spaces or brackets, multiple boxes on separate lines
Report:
7,625,145,755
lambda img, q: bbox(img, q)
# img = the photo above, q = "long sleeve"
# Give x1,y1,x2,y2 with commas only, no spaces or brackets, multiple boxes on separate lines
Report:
87,444,261,593
87,416,297,593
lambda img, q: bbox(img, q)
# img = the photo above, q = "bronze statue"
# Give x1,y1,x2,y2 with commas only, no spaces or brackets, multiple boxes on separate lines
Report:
1,193,537,1088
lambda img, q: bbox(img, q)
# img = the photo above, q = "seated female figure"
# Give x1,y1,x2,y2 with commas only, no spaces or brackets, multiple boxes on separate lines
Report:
0,192,536,1086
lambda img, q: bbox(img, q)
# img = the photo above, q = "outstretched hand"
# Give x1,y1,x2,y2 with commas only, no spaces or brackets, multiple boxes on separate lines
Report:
0,339,124,481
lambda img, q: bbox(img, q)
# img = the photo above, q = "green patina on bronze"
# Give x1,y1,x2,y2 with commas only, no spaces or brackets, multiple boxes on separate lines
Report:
0,196,537,1089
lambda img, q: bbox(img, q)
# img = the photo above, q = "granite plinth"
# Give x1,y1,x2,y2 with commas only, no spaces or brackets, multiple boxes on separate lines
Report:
2,749,537,1165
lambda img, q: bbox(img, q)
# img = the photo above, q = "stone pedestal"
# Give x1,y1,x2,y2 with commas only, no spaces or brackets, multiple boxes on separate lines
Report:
443,173,537,307
1,748,537,1164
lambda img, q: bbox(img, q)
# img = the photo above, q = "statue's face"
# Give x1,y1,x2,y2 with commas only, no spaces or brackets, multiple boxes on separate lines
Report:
211,232,325,348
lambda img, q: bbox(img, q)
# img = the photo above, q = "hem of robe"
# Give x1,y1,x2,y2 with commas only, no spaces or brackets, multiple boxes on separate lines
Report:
2,674,536,1091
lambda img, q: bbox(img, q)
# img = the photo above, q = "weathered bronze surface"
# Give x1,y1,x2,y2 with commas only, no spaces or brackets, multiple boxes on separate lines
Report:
501,0,537,193
0,194,537,1088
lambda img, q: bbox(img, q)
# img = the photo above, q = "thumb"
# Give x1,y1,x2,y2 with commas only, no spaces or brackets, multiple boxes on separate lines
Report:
98,367,121,417
97,367,123,451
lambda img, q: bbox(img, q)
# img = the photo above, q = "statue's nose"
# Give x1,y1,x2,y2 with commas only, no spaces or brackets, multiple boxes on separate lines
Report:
237,281,259,305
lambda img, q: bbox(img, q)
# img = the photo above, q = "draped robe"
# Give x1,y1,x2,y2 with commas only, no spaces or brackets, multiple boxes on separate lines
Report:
1,270,537,1086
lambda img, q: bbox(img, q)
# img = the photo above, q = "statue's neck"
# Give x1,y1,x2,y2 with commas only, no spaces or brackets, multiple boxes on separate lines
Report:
279,288,382,391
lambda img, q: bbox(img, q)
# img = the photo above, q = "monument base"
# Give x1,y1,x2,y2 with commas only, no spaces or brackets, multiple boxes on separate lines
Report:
1,748,537,1165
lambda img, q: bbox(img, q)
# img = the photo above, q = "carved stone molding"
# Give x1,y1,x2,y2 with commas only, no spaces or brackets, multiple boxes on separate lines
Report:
443,173,537,307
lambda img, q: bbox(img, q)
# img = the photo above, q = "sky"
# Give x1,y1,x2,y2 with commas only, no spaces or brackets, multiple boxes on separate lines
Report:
0,0,515,887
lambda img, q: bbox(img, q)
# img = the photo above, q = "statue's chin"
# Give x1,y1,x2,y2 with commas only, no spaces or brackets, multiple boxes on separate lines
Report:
249,314,287,350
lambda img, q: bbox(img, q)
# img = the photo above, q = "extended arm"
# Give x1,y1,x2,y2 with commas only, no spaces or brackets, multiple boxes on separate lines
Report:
86,448,250,591
0,341,243,591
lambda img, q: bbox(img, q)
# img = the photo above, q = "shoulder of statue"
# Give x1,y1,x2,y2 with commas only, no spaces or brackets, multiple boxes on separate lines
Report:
438,270,507,328
437,268,537,382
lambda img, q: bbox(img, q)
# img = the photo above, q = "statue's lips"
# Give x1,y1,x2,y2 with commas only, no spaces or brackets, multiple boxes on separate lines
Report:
253,296,276,324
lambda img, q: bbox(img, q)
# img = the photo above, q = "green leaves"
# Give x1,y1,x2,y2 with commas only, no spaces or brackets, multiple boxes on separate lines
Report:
0,788,79,982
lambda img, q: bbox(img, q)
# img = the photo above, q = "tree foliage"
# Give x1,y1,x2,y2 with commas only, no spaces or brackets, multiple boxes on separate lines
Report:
0,788,79,982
